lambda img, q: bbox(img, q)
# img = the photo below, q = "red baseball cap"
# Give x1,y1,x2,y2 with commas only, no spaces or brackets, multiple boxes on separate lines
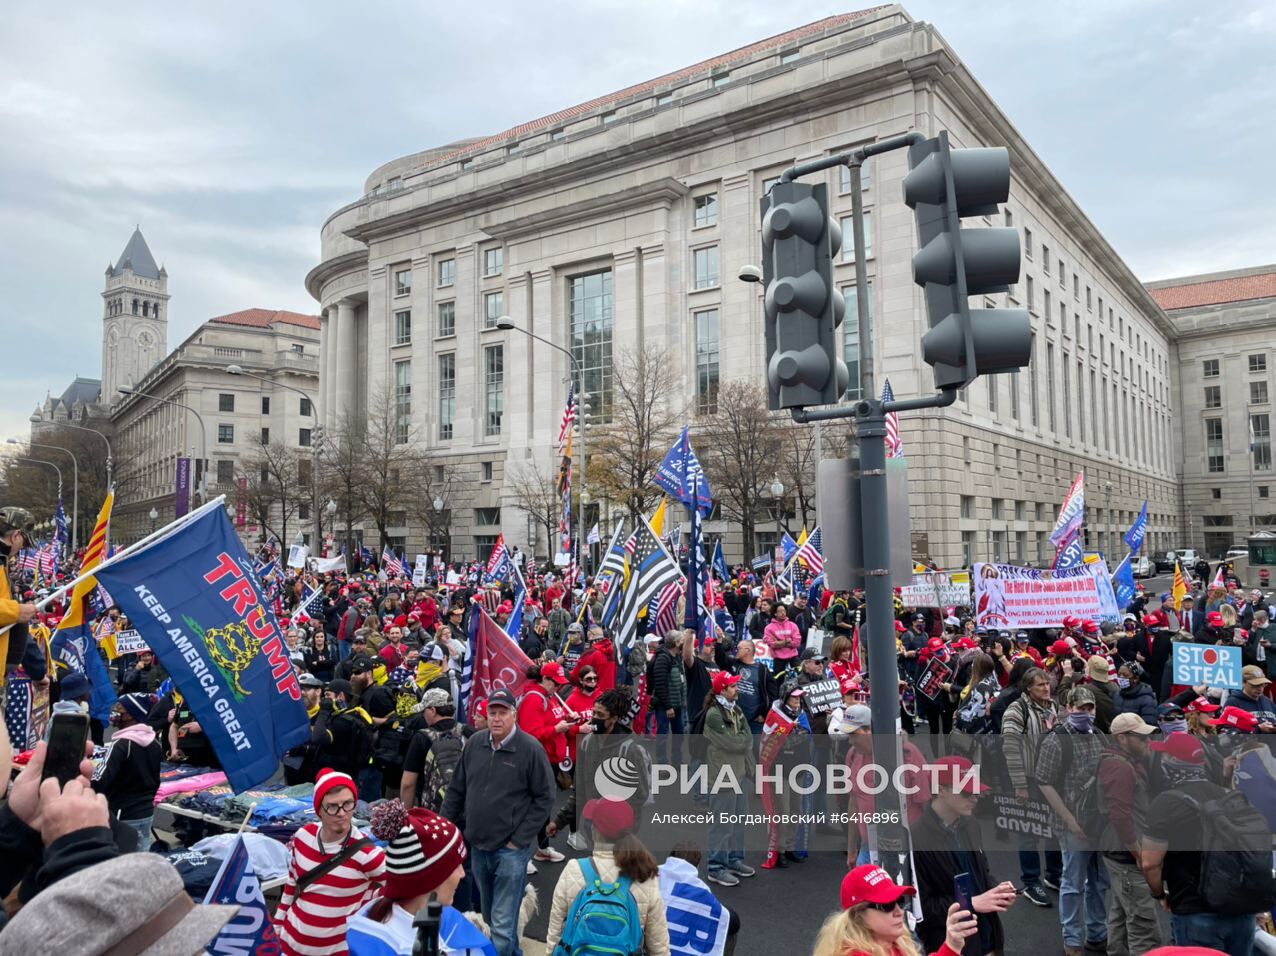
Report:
1049,640,1073,657
894,621,906,633
473,698,489,718
1207,611,1225,628
928,755,990,795
583,798,635,840
496,601,514,615
1081,620,1100,635
540,661,569,685
1208,705,1259,732
1183,696,1220,714
1061,615,1081,630
711,671,742,694
927,637,946,650
840,864,917,910
1148,731,1205,764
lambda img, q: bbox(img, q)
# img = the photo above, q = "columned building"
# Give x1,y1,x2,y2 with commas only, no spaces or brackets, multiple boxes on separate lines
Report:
1148,265,1276,555
308,5,1180,566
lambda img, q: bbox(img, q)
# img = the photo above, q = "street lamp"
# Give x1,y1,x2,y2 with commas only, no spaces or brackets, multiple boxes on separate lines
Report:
226,364,323,548
119,386,209,503
496,315,588,575
770,475,786,543
34,416,114,490
8,440,78,552
10,457,63,524
148,507,158,533
325,499,338,550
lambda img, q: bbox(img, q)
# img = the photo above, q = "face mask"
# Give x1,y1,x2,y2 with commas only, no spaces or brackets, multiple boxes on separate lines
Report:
109,713,122,728
715,694,737,711
591,718,609,734
1068,711,1095,733
1116,677,1130,689
1159,717,1188,735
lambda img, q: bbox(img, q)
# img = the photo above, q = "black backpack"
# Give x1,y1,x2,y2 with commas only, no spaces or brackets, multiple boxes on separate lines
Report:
419,725,466,813
1171,789,1276,916
373,717,415,772
1056,731,1105,840
688,707,709,761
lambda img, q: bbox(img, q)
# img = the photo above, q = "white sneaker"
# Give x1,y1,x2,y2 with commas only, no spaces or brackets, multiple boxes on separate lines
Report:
534,847,566,863
526,860,538,875
566,829,588,852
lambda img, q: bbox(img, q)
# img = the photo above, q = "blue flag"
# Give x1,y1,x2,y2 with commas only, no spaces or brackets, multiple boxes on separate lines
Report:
750,552,772,572
94,507,310,791
202,836,281,954
655,427,714,516
349,904,497,956
54,496,69,551
1111,554,1137,611
50,627,116,724
1123,500,1148,553
685,488,705,634
781,532,799,564
1053,533,1085,572
711,539,730,583
506,564,528,640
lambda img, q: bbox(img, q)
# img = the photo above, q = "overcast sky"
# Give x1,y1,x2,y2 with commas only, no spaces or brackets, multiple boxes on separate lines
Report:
2,0,1271,444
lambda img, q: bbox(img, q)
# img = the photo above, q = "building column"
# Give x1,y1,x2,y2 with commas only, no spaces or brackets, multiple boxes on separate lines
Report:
333,299,357,422
319,310,331,422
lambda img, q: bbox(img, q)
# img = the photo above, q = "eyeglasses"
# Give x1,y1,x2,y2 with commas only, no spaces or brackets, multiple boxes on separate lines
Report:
321,799,356,815
862,900,904,913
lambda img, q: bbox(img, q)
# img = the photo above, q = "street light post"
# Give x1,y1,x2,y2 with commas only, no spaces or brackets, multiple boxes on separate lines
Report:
770,475,785,549
12,455,63,520
148,507,158,534
496,316,588,575
9,440,78,553
226,365,323,550
433,495,448,564
119,387,209,503
36,417,113,490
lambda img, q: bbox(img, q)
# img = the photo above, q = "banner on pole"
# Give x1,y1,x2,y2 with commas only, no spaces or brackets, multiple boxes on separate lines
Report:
898,570,971,609
175,457,191,519
973,561,1120,630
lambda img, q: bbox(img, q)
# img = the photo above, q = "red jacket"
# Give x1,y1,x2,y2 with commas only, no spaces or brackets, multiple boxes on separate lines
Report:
518,684,570,766
572,641,617,692
410,597,438,632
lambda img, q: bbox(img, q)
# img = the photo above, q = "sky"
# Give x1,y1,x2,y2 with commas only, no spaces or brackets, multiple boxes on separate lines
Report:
1,0,1272,444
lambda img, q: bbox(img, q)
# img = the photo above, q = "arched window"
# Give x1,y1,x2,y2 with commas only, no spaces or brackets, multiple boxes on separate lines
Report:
153,303,160,319
132,298,139,315
142,302,149,317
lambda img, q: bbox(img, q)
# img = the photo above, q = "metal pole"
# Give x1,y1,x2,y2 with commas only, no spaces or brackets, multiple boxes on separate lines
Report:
121,387,209,503
54,420,113,490
849,160,874,402
27,442,78,554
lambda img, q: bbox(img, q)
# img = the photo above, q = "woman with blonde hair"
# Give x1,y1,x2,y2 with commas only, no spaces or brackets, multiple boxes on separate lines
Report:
812,864,978,956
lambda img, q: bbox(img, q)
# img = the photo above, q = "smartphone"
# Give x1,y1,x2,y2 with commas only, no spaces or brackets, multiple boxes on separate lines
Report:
954,872,976,915
42,711,90,786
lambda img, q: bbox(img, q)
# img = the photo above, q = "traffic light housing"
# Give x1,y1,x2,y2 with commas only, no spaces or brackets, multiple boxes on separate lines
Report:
902,131,1032,390
762,181,848,409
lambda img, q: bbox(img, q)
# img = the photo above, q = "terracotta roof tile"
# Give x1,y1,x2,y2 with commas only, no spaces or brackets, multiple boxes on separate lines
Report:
208,308,320,331
422,8,886,172
1148,271,1276,311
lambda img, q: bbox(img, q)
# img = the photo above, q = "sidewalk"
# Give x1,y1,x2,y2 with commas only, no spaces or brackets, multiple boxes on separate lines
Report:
522,939,546,956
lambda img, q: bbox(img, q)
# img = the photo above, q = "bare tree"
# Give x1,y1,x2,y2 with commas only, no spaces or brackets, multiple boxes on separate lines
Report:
698,380,785,557
403,460,472,562
506,458,561,558
775,421,848,529
237,439,309,546
586,347,682,526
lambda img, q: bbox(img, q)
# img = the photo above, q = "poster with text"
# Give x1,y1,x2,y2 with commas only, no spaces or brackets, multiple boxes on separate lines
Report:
973,560,1120,630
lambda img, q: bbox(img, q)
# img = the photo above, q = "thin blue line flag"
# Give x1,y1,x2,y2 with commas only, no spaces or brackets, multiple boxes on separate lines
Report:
94,507,310,791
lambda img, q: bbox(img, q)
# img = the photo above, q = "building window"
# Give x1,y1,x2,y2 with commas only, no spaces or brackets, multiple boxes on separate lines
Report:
218,393,235,413
483,247,503,277
694,308,720,415
1204,385,1222,409
601,111,618,124
712,72,729,88
1211,487,1222,500
218,424,234,444
1010,370,1020,420
1058,259,1066,286
1206,418,1225,473
438,353,455,440
841,282,872,401
780,49,800,64
992,499,1003,519
1260,486,1270,499
394,268,412,297
692,246,719,289
260,427,270,444
1203,358,1219,378
693,193,719,228
960,495,973,519
216,460,234,484
1086,286,1092,310
1042,247,1050,273
1024,227,1033,258
987,376,997,413
1028,334,1039,426
483,291,504,328
300,397,312,417
261,396,270,415
1046,342,1057,433
437,301,455,338
961,531,975,567
1026,276,1035,312
475,507,501,527
394,309,412,346
1250,353,1268,373
481,461,493,482
656,92,673,106
1252,381,1270,405
299,428,312,447
838,159,872,193
569,270,614,423
1004,209,1013,228
840,212,873,260
1073,273,1080,299
993,443,1001,470
1254,414,1273,471
437,258,455,287
484,345,504,437
394,360,411,444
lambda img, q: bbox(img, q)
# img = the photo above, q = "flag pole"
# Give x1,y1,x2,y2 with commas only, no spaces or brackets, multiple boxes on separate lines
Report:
0,495,228,637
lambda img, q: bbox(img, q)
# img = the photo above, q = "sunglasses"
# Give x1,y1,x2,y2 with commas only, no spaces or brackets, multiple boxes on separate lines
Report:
863,900,904,913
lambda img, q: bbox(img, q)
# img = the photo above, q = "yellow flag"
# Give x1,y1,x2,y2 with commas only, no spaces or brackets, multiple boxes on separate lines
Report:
797,527,809,548
1172,560,1188,612
63,492,116,653
650,497,667,537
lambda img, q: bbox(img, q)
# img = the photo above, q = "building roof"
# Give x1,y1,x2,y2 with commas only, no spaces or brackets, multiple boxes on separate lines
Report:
423,8,885,171
1146,268,1276,311
208,308,321,331
58,376,102,408
111,228,162,279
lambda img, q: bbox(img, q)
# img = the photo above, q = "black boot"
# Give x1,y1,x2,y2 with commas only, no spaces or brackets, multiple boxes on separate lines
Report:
783,850,804,864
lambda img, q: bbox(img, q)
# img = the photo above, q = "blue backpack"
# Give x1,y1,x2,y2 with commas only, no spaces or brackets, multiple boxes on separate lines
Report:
555,858,643,956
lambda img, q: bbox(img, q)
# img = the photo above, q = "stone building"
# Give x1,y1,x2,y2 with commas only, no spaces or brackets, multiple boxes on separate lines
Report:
1148,265,1276,556
306,5,1181,566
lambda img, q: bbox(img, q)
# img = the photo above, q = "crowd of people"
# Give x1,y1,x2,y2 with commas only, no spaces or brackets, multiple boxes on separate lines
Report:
2,498,1276,956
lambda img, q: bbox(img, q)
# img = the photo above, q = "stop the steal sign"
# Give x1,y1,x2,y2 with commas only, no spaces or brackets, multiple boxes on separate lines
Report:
1172,642,1242,689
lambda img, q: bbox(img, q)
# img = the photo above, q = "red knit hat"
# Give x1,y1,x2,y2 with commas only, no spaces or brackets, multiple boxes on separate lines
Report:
370,802,467,900
583,797,635,841
313,768,358,814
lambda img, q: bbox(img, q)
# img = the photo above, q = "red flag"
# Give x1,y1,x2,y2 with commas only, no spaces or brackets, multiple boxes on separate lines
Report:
467,610,534,723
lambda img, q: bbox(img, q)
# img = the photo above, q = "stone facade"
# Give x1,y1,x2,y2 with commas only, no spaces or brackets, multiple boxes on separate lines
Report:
1148,265,1276,556
307,6,1181,566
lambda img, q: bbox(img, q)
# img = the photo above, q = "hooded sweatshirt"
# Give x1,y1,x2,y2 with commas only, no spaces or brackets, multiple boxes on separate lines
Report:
573,640,617,692
91,723,162,821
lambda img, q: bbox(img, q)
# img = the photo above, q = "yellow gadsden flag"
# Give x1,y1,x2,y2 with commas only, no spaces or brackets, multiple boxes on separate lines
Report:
1172,560,1188,613
650,497,668,538
59,491,116,652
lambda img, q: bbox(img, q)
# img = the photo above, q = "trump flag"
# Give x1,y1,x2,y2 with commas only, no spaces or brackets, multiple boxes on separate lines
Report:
202,836,280,954
94,506,310,791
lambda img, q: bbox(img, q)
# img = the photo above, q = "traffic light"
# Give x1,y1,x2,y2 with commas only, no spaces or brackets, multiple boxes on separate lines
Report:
762,181,848,410
902,131,1032,390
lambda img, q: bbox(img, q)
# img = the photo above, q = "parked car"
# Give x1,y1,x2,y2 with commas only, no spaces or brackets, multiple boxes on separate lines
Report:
1156,549,1202,573
1155,551,1178,573
1225,547,1248,560
1132,554,1155,578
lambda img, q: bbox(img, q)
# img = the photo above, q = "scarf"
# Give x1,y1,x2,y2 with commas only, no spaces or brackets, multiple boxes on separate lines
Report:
1161,758,1207,788
715,694,736,712
415,659,447,689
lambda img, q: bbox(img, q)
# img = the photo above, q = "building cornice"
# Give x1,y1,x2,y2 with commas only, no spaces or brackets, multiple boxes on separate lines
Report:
305,251,368,303
479,178,690,243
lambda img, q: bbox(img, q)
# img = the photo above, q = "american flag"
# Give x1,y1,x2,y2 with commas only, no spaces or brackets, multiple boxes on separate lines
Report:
292,583,325,622
557,381,577,454
793,526,825,576
652,580,683,637
382,546,406,578
478,587,503,614
18,548,37,573
883,378,903,459
3,676,35,751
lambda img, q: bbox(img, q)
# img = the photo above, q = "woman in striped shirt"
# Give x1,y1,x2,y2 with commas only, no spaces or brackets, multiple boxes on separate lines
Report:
276,769,387,955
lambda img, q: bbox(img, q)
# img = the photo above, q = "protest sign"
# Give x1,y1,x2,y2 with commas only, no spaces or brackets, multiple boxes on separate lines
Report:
412,555,430,587
1173,642,1242,689
973,561,1120,630
112,628,148,655
801,678,843,715
899,570,971,608
990,793,1054,840
915,658,952,700
286,544,307,569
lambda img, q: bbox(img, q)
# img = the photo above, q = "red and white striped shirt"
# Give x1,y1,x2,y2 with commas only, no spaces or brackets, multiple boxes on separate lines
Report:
275,822,387,955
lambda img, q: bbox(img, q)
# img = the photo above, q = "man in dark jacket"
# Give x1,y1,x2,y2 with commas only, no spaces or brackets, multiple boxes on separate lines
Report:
912,755,1016,956
90,693,162,851
649,631,688,762
1223,665,1276,732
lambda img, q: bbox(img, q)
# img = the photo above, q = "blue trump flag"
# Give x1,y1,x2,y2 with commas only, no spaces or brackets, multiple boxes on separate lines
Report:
50,627,116,724
781,532,799,564
711,539,730,583
655,426,714,516
202,835,281,954
94,507,310,791
1124,500,1149,553
1053,533,1085,572
1111,554,1137,611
